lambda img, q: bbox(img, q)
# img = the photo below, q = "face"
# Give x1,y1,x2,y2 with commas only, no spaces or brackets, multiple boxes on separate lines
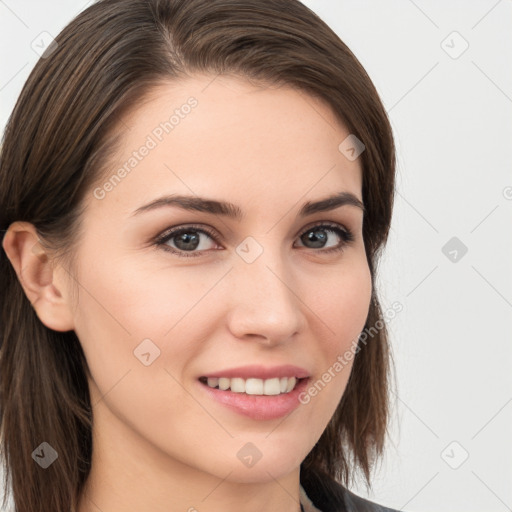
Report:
67,74,371,483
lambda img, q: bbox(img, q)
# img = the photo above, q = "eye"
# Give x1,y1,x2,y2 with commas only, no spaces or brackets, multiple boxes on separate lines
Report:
294,222,354,253
154,222,354,258
154,224,219,258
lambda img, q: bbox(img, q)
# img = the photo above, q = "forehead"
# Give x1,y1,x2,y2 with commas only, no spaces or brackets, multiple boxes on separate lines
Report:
87,74,363,220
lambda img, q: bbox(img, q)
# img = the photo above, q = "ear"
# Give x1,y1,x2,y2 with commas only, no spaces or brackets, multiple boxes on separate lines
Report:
2,221,76,332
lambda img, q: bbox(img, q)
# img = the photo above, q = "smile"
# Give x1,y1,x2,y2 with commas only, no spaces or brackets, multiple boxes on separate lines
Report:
199,376,300,395
197,375,310,420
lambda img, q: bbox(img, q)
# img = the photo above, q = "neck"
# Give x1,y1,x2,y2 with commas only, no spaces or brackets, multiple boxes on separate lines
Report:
78,394,303,512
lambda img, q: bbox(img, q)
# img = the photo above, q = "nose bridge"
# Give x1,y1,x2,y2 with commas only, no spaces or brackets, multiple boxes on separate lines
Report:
226,237,304,343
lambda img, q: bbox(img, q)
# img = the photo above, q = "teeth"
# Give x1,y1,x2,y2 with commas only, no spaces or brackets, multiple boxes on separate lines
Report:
204,376,298,395
231,378,245,393
263,377,280,395
218,377,230,390
286,377,296,392
207,377,219,388
246,378,263,395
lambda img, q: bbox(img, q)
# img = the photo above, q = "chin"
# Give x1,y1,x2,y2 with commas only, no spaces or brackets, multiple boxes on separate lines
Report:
220,461,299,484
184,441,305,484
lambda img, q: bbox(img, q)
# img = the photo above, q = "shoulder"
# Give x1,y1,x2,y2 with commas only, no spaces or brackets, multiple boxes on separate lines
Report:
300,467,401,512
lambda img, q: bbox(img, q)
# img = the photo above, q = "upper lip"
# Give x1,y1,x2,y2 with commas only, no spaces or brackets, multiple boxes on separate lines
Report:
200,365,310,380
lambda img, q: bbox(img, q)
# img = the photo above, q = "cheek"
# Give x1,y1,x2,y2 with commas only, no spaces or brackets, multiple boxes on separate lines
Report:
75,254,218,339
314,257,372,354
71,257,214,442
296,258,372,418
71,254,229,389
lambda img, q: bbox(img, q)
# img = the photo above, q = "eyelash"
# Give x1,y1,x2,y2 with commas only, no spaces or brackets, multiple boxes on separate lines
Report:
153,222,355,258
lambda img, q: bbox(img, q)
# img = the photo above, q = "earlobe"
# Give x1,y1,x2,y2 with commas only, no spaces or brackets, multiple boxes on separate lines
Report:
2,221,76,332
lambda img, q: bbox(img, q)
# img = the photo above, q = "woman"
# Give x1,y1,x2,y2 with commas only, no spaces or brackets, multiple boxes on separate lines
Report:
0,0,398,511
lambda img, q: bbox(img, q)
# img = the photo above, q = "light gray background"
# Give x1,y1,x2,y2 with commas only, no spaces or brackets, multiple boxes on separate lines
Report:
1,1,511,511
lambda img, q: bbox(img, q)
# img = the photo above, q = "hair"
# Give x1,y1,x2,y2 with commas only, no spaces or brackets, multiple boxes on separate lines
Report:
0,0,396,510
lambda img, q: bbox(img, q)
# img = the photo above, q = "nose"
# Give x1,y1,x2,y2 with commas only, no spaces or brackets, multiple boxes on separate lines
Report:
225,244,306,346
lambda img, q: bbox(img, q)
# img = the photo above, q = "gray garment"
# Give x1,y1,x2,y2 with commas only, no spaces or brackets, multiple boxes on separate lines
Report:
342,487,401,512
300,484,401,512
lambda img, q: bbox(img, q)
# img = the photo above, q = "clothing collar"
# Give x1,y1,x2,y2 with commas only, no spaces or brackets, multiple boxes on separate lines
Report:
299,484,323,512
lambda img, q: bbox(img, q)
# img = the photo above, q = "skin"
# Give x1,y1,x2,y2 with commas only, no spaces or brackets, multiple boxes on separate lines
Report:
3,74,371,512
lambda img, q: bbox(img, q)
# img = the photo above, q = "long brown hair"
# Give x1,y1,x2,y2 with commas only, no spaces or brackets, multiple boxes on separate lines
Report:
0,0,396,510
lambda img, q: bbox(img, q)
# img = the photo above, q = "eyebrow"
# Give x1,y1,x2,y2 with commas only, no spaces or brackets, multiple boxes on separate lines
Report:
131,191,365,219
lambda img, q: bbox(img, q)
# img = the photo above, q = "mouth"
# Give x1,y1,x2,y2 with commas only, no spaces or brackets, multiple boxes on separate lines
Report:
197,367,311,420
198,375,307,396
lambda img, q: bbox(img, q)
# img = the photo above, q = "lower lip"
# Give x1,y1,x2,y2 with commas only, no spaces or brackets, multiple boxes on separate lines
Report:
198,378,310,420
